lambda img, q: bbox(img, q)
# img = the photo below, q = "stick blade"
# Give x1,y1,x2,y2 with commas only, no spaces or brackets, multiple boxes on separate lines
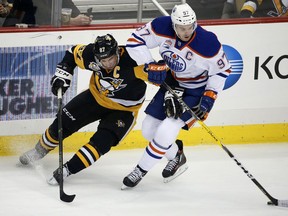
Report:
60,192,76,203
267,200,288,207
267,201,276,206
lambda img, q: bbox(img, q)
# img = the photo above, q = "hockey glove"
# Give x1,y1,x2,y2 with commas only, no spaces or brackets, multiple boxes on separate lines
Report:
51,63,74,96
192,90,217,121
144,61,167,85
164,87,184,119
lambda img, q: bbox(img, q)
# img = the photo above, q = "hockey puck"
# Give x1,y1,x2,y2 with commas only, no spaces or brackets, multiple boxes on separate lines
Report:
267,201,275,205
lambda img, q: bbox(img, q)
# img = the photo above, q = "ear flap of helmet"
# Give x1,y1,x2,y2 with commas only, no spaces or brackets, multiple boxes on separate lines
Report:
94,34,118,60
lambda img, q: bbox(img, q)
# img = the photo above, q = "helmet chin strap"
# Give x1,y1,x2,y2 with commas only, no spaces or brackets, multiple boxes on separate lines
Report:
172,23,179,38
116,50,120,65
94,56,103,68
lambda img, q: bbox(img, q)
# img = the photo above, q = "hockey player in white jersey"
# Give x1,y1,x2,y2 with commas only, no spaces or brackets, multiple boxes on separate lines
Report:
122,3,231,188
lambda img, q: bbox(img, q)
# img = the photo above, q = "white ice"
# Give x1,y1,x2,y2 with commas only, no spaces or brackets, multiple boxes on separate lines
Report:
1,143,288,216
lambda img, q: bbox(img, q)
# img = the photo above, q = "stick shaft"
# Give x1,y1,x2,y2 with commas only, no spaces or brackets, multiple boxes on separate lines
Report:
57,88,75,202
57,88,64,196
162,82,280,206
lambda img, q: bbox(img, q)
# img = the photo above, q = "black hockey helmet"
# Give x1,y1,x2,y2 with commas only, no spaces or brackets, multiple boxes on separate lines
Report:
93,34,118,60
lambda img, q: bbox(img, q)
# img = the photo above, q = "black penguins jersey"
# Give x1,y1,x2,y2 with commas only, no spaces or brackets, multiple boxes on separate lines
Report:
241,0,288,17
62,44,149,112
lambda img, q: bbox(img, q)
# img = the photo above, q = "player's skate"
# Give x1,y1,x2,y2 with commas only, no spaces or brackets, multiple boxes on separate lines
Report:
47,163,71,185
162,139,188,183
19,141,49,165
121,165,147,190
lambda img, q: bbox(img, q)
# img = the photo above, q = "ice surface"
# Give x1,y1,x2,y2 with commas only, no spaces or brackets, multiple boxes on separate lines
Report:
1,143,288,216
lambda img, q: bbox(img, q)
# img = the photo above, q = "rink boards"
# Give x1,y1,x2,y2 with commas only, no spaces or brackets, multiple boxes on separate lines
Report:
0,20,288,155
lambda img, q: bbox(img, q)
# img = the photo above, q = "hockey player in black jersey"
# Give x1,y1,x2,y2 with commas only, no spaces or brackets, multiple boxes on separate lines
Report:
19,34,167,184
241,0,288,17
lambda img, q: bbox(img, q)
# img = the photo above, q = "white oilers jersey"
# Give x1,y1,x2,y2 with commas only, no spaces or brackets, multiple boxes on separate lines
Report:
126,16,231,93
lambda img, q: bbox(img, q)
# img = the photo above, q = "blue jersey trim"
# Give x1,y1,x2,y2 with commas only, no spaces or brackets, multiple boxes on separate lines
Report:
217,72,229,78
132,33,146,44
189,26,221,58
151,17,221,58
151,16,175,38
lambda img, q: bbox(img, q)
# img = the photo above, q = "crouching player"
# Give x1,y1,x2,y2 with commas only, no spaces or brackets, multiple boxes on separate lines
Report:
19,34,167,184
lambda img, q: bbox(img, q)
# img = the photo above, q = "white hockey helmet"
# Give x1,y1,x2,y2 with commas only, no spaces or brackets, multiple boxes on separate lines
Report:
171,3,197,32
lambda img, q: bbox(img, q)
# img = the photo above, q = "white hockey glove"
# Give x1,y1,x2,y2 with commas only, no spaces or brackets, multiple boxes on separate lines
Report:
164,87,184,119
51,63,73,96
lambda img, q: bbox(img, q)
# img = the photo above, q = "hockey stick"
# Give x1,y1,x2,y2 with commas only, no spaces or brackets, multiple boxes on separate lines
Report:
57,88,76,203
162,82,288,207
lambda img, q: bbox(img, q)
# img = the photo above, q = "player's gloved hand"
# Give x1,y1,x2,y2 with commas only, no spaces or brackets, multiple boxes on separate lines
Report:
51,63,74,96
192,90,217,121
144,61,167,85
164,87,184,119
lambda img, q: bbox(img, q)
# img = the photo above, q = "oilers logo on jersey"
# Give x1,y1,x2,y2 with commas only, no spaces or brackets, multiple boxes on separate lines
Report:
161,50,186,72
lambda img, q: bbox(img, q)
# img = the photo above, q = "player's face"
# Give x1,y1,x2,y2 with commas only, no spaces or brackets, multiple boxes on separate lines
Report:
175,24,194,41
100,54,118,70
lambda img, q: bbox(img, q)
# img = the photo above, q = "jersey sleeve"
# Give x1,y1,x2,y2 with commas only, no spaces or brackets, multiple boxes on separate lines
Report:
205,46,231,93
62,0,80,17
72,44,88,69
60,46,77,69
240,0,259,17
133,65,148,81
59,44,93,72
126,21,160,65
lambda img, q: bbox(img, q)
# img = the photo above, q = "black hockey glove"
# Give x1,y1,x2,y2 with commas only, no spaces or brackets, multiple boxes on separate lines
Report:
144,61,167,85
51,63,74,96
192,90,217,121
164,87,184,119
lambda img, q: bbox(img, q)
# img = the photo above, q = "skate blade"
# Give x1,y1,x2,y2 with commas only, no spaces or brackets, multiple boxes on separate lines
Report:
163,164,188,183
